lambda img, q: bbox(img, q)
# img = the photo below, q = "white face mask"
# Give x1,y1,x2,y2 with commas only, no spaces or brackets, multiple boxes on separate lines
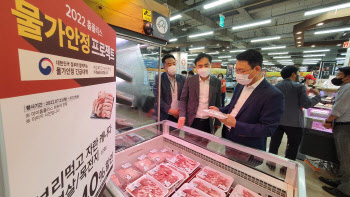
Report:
236,71,256,85
197,68,211,78
218,77,222,80
167,65,176,76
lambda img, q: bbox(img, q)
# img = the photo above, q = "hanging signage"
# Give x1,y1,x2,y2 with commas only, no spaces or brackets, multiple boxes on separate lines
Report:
219,14,225,27
343,41,350,48
152,11,170,41
319,61,336,79
0,0,116,197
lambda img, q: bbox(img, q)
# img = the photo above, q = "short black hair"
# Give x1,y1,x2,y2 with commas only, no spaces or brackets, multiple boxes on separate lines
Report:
281,66,299,79
218,73,224,78
338,67,350,77
194,53,212,65
162,54,175,64
236,49,263,68
181,70,187,74
188,71,194,75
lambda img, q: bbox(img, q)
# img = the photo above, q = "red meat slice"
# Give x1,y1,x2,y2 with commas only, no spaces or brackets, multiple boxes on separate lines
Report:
243,190,255,197
93,91,114,118
151,165,179,187
148,152,165,162
182,189,204,197
134,158,154,172
173,155,198,172
117,167,142,183
201,168,230,190
193,181,221,197
131,177,164,197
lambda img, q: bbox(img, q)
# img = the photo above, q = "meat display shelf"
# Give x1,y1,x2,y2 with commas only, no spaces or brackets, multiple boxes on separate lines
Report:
107,121,306,197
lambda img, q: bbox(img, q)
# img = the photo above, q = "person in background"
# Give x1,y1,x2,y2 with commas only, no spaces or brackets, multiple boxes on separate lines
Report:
210,49,285,150
267,66,321,174
181,70,188,78
320,67,350,197
302,74,316,95
153,54,186,122
218,73,226,107
178,53,221,133
188,70,194,77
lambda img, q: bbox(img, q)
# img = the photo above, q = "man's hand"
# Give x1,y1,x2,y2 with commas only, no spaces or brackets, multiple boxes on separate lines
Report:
178,117,186,128
219,114,236,128
209,106,219,111
168,108,180,119
309,88,320,96
322,121,332,129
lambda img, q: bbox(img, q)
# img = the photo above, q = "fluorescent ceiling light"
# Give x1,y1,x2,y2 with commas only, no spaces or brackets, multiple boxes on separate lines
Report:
278,60,293,62
218,56,231,58
303,54,326,57
317,22,324,26
188,59,195,61
207,52,219,55
189,47,205,50
204,0,232,9
261,46,286,50
273,56,291,59
303,49,330,53
302,62,317,65
251,36,281,42
170,14,182,21
303,58,322,61
336,58,345,60
232,19,271,31
169,38,178,42
264,63,275,65
230,49,245,53
315,27,350,35
212,60,222,62
228,59,237,61
341,53,346,56
305,2,350,16
189,31,214,38
268,52,289,55
222,62,228,63
187,54,198,56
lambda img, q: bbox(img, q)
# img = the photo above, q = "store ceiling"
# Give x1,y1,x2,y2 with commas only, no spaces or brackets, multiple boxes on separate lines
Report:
153,0,350,67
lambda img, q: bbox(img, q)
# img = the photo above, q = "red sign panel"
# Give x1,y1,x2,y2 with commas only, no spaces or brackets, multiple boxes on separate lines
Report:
211,62,222,68
343,41,350,48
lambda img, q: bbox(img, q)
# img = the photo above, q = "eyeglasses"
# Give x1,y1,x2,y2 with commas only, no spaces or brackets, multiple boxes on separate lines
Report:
235,69,252,74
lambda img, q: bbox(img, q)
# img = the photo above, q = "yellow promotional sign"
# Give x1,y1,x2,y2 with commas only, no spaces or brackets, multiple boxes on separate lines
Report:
143,9,152,22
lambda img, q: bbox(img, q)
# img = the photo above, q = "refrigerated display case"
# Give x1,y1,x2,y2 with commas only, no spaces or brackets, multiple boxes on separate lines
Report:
108,121,306,197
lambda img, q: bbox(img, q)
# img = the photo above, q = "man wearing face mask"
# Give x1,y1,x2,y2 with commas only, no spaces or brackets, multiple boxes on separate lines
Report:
153,54,186,122
178,53,221,133
319,67,350,197
209,49,285,151
267,66,321,173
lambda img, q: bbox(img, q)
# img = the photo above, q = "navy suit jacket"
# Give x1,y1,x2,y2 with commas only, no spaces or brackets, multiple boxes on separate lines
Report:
219,78,285,150
153,72,186,121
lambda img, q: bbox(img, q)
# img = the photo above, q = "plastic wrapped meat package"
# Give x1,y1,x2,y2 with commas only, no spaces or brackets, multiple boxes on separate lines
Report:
168,164,189,183
147,149,166,163
202,109,228,119
126,175,168,197
189,178,225,197
173,183,210,197
148,163,184,189
169,154,200,174
230,184,261,197
197,166,234,192
110,174,124,189
134,154,156,172
116,163,143,185
126,133,145,144
160,148,175,161
115,136,132,151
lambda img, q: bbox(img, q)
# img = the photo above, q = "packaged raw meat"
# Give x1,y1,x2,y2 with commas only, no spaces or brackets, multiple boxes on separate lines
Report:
126,175,168,197
115,136,132,151
147,149,166,163
116,163,143,184
173,183,210,197
126,133,145,143
110,174,124,188
169,154,200,174
134,154,156,172
148,164,184,189
160,148,175,161
168,164,189,182
229,184,261,197
92,91,114,119
202,109,228,119
189,178,225,197
197,166,234,192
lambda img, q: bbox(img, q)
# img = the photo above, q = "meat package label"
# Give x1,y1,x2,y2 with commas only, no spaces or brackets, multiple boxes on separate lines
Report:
150,149,158,153
122,163,132,169
218,184,226,191
128,181,141,191
161,149,168,153
138,154,147,160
